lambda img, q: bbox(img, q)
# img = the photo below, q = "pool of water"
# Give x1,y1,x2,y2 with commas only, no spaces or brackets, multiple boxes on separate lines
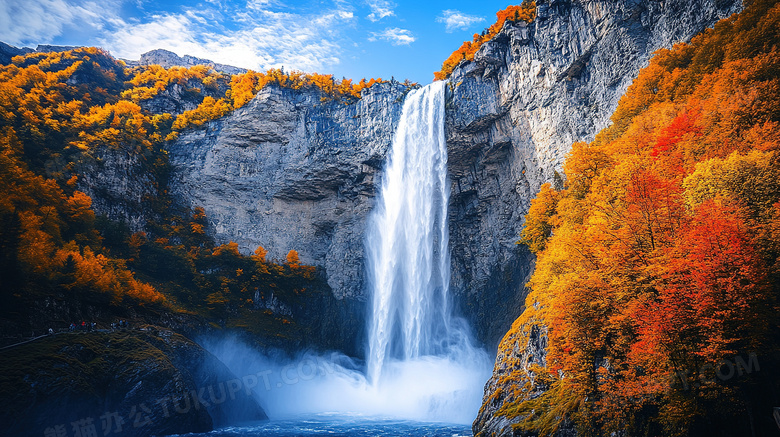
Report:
169,414,472,436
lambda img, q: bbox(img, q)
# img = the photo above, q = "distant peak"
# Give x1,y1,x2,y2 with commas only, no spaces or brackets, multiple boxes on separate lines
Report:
128,48,247,75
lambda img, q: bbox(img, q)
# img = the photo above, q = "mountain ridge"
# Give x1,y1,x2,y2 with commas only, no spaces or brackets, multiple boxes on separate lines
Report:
0,41,247,75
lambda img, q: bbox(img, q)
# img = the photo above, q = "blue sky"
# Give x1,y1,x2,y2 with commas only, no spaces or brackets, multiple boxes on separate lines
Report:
0,0,520,84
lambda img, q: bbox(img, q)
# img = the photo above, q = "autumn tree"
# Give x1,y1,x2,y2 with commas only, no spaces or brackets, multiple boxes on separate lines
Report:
286,249,300,266
503,1,780,435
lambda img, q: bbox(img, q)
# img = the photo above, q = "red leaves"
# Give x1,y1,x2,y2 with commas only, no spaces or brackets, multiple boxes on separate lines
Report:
624,168,684,252
650,108,702,157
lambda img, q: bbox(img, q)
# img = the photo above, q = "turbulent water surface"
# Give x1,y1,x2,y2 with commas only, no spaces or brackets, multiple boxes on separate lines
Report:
171,415,471,436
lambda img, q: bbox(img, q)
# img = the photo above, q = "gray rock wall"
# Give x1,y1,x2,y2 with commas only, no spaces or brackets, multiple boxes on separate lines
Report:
77,146,156,232
167,82,406,301
125,48,248,75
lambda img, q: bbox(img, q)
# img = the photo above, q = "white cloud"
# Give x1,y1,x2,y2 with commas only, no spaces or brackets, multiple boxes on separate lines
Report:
100,6,354,72
365,0,395,22
0,0,120,46
246,0,279,10
436,9,485,33
368,27,414,45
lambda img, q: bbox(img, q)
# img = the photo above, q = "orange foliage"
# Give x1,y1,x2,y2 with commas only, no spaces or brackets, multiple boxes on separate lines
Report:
213,241,241,257
170,68,386,132
434,2,536,80
519,183,560,253
253,245,268,262
286,249,300,266
122,64,219,102
0,45,389,148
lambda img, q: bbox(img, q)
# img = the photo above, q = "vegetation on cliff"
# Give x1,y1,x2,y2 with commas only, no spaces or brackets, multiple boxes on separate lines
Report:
497,0,780,435
434,1,536,80
0,46,368,344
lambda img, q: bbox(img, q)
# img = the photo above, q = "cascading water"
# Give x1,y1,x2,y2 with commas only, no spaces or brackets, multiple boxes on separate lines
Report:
362,81,491,421
207,82,490,426
366,81,450,384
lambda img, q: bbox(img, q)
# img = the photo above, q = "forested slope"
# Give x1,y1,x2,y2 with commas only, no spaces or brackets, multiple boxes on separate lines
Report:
476,0,780,435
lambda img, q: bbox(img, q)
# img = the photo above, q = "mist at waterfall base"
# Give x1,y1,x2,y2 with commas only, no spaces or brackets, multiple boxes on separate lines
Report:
200,335,489,424
194,82,491,434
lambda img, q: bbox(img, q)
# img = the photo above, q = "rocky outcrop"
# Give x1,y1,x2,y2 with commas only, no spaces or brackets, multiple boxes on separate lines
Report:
473,321,552,437
0,329,266,437
125,48,248,75
463,0,742,435
34,44,80,53
166,82,407,301
77,146,156,232
136,78,231,115
0,41,32,64
0,42,79,65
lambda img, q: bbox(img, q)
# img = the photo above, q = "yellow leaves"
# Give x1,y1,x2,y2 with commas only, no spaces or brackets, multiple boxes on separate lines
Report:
520,183,560,253
505,2,780,433
65,191,95,224
563,141,613,199
172,96,232,130
253,245,268,262
213,241,240,257
127,232,146,261
17,211,56,275
168,68,386,132
52,246,166,304
124,63,223,103
125,281,166,305
286,249,300,266
69,100,154,151
228,69,384,111
683,149,780,218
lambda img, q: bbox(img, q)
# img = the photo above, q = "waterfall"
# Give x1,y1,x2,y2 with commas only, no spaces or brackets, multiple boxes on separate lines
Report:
207,82,490,425
364,82,489,415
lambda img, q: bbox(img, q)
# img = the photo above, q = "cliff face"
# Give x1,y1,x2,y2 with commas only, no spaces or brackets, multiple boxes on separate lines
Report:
64,1,740,358
461,0,742,435
166,82,406,303
0,43,79,65
124,48,248,75
77,145,156,232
